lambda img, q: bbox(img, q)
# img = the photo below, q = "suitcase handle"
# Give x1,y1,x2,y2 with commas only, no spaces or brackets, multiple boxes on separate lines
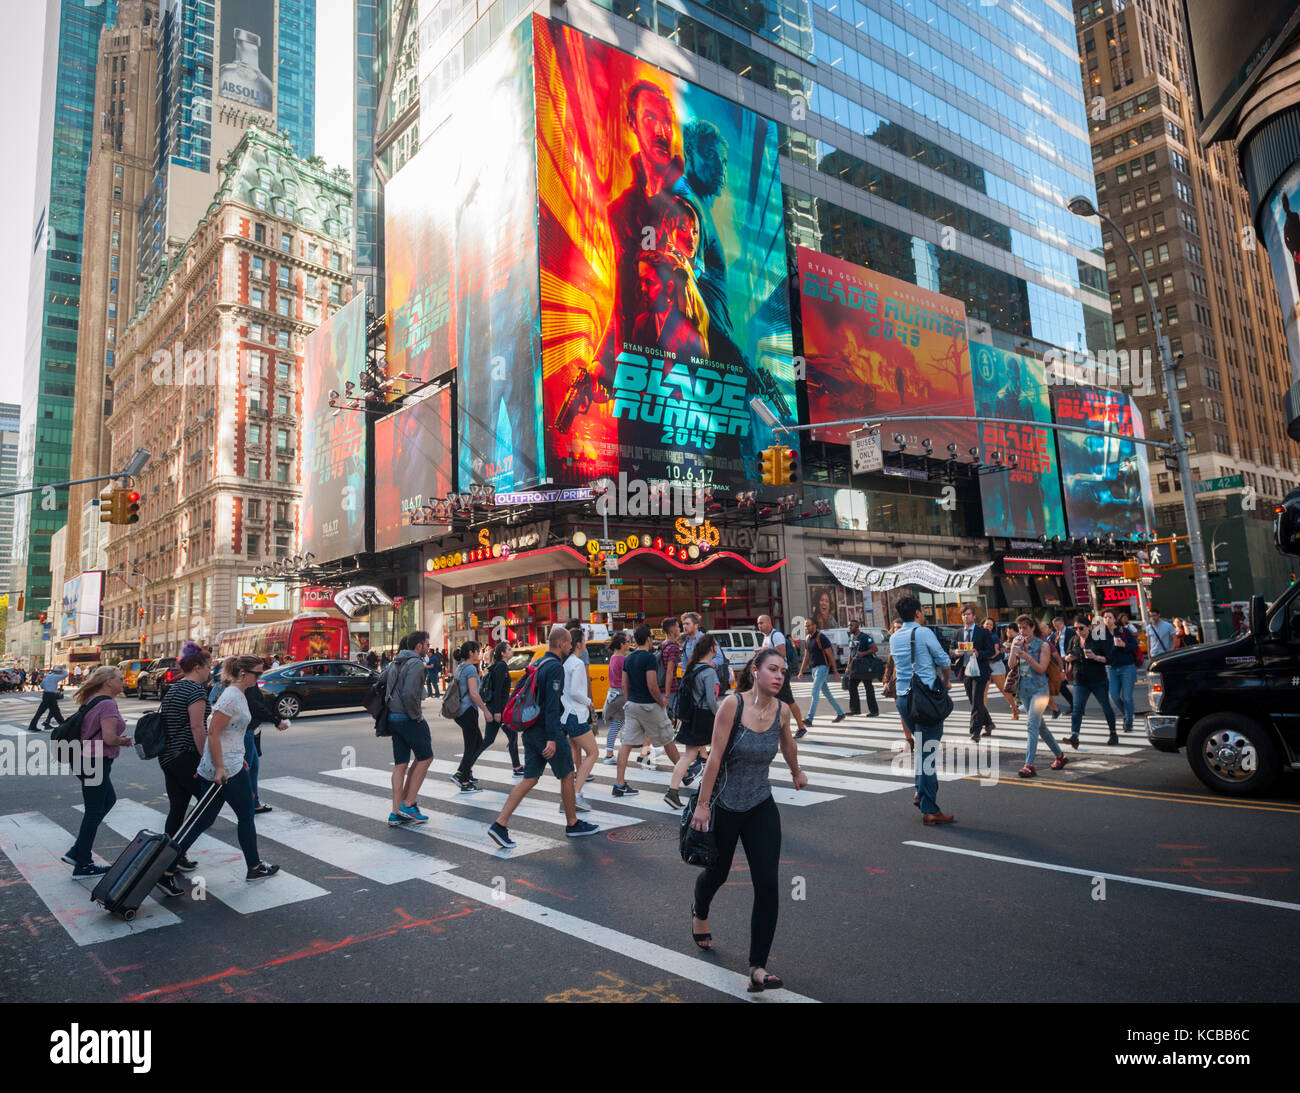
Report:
172,781,224,846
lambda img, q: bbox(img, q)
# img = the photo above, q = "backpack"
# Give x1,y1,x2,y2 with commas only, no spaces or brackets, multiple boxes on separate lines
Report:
670,664,703,726
441,665,467,720
653,647,668,693
132,708,166,760
50,695,113,745
501,662,545,734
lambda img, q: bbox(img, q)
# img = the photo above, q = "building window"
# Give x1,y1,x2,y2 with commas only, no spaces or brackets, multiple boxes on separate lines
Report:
276,360,291,382
247,533,260,556
1166,305,1179,325
277,296,291,317
248,423,262,444
276,428,290,451
248,351,265,378
250,287,265,309
276,462,290,483
275,536,290,558
276,501,290,522
1133,284,1144,304
1113,320,1126,340
330,283,341,304
254,223,265,244
277,266,290,289
250,322,264,341
248,458,261,479
277,394,291,416
277,330,291,349
281,233,292,254
251,256,264,279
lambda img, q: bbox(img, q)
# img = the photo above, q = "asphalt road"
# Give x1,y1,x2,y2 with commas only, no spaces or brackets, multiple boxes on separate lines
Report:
1,680,1297,1006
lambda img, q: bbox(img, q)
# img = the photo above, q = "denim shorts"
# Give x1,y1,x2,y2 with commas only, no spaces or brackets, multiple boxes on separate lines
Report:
562,713,592,739
389,714,433,765
521,728,576,780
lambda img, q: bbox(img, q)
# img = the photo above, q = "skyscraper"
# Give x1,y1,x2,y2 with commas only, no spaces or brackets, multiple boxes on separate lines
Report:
0,403,22,613
12,0,120,652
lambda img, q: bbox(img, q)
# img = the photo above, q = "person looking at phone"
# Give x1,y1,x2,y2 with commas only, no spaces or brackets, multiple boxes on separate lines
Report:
1101,609,1139,734
1064,615,1118,747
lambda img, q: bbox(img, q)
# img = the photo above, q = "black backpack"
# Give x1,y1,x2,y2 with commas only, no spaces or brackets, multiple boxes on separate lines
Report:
670,664,703,726
132,707,166,759
50,695,113,745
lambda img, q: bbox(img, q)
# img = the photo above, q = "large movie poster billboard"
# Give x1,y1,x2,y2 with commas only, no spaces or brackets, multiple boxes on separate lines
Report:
534,15,796,493
799,248,975,453
1260,159,1300,400
385,21,543,491
1053,387,1156,540
302,291,367,562
374,387,454,553
970,342,1066,539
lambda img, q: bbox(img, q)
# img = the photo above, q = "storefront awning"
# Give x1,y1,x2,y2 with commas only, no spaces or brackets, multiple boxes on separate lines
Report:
425,545,589,590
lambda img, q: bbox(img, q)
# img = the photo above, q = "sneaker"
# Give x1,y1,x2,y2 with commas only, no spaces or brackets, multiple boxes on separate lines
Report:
682,756,705,786
60,851,77,866
449,772,473,791
488,822,517,849
574,793,592,813
794,727,808,740
663,787,683,809
246,862,280,880
601,755,617,765
156,874,185,898
565,819,599,838
467,777,484,792
511,766,526,777
400,803,429,825
71,863,110,878
804,719,815,727
387,812,410,827
584,771,597,785
832,713,846,723
174,855,198,872
612,782,639,797
1050,753,1068,771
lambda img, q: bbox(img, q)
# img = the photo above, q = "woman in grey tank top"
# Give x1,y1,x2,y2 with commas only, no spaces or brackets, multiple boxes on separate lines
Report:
689,647,809,992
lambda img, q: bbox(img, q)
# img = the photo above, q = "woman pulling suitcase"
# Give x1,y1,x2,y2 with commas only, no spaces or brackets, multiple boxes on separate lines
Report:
172,654,282,880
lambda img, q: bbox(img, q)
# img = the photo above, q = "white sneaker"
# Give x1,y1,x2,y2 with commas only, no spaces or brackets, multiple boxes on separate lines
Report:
574,793,592,813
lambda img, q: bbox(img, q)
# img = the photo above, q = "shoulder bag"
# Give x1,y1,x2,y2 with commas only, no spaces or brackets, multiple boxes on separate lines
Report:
905,627,953,728
679,695,746,869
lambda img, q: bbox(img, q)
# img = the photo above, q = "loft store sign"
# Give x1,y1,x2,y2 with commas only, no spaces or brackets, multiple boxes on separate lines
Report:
821,557,994,593
334,585,394,618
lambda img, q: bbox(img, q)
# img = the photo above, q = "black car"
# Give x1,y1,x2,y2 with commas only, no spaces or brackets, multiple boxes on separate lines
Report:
137,657,180,700
257,659,378,720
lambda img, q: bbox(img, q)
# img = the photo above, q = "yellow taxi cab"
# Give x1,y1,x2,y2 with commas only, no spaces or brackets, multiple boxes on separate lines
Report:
507,642,611,713
120,659,148,695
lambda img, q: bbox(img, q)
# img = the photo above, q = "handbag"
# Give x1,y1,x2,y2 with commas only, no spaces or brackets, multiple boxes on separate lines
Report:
905,627,953,727
679,695,745,868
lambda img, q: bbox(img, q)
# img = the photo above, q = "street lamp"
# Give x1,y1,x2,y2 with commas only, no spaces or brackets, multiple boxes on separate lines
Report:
1066,195,1218,642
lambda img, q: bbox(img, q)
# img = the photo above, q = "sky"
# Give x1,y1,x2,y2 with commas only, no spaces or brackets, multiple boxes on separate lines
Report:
0,0,355,422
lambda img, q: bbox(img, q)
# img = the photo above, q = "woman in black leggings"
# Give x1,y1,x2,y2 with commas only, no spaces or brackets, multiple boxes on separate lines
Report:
475,642,521,774
155,642,212,894
690,647,808,992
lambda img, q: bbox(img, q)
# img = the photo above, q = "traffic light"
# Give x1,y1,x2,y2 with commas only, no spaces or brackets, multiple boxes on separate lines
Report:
138,607,145,620
99,488,118,523
39,611,47,625
1122,560,1141,581
760,445,779,485
122,489,140,524
588,552,606,576
780,446,799,486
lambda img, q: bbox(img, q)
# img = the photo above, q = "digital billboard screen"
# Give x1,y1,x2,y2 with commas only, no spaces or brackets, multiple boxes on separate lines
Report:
385,21,543,491
799,248,975,454
1260,159,1300,403
302,291,367,562
970,342,1066,539
61,571,103,638
534,15,796,493
217,0,275,111
374,386,454,553
1053,387,1156,540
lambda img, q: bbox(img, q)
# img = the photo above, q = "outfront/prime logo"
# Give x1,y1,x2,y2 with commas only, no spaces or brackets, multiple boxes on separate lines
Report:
49,1025,151,1073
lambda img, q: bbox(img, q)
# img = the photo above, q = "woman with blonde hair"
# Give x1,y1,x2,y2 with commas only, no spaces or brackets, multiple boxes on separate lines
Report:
172,654,280,880
63,666,132,878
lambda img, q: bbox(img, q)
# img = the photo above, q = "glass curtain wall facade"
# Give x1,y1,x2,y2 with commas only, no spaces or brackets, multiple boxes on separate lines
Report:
277,0,316,159
17,0,121,620
354,0,381,300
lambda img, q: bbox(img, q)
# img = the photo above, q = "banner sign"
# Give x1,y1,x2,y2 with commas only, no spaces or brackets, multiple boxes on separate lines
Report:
800,248,974,454
851,434,883,474
534,15,796,494
494,488,596,505
334,586,394,618
970,342,1066,539
820,557,993,593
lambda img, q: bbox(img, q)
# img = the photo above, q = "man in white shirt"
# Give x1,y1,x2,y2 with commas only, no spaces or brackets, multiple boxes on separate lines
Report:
757,614,809,739
561,627,599,813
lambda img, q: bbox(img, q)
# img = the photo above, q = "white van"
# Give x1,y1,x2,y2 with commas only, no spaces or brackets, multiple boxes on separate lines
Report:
707,629,764,670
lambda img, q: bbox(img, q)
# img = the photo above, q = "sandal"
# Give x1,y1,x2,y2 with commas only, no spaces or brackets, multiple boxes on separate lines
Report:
1050,753,1068,770
1018,764,1036,778
748,969,784,993
691,907,713,951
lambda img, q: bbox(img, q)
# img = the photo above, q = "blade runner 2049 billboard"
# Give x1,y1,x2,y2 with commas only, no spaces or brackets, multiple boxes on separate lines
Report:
534,15,796,493
970,342,1066,539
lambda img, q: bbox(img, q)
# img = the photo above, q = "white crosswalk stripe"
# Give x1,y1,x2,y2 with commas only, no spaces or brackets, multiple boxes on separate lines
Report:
0,811,181,945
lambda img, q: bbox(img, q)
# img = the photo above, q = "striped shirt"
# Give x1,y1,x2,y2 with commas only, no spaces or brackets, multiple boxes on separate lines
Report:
159,679,209,765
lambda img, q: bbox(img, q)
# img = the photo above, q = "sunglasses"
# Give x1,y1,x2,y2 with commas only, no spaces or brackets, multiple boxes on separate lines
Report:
1073,625,1089,630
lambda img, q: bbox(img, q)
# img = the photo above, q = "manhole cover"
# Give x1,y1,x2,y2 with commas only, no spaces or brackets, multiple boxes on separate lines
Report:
607,824,679,842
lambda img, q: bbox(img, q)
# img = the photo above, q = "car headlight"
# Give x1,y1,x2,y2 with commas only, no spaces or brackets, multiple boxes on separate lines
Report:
1147,671,1161,712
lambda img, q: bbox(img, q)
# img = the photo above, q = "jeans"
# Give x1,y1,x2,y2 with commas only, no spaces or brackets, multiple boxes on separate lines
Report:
243,728,261,806
964,672,992,734
1107,664,1137,729
455,708,483,778
1023,688,1062,766
29,692,64,732
70,757,116,867
160,750,201,839
898,701,943,815
807,664,843,720
1071,679,1116,737
426,670,439,698
176,768,261,870
848,677,879,715
694,795,781,968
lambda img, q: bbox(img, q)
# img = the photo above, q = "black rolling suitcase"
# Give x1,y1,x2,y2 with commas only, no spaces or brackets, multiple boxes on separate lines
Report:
91,783,222,920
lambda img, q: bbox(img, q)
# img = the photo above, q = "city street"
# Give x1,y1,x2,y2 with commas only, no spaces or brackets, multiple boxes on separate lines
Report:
2,680,1296,1006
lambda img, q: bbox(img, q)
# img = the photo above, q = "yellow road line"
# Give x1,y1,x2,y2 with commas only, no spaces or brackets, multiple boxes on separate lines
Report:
959,775,1300,813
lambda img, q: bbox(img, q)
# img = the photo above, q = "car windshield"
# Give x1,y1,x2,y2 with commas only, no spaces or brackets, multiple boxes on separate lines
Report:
507,651,537,671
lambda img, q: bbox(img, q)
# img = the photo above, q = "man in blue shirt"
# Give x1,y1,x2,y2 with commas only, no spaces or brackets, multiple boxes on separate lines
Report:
489,626,598,848
889,595,953,824
27,666,68,733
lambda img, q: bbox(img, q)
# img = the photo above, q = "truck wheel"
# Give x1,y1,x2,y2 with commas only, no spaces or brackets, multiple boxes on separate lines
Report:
1186,714,1280,797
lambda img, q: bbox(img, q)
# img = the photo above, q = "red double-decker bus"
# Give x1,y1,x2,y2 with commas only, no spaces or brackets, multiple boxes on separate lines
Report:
216,614,350,663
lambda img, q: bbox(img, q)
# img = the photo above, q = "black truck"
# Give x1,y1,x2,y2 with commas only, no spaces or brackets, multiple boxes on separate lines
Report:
1145,488,1300,796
